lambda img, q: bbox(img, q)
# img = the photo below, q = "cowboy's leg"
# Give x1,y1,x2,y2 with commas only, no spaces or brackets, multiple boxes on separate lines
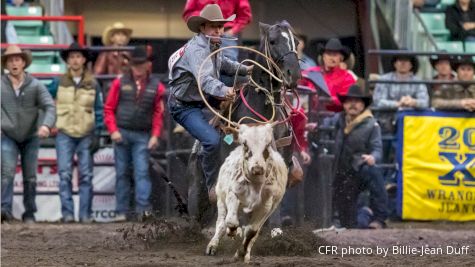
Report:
171,106,220,191
19,136,40,220
1,134,20,219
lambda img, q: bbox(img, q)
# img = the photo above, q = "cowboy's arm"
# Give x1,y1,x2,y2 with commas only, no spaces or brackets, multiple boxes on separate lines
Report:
221,56,248,76
94,82,104,132
37,82,56,129
368,122,383,163
415,84,430,108
373,82,398,109
431,88,463,109
188,50,228,98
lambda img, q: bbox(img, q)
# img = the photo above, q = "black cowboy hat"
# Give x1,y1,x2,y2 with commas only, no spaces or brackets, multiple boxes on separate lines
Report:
429,50,453,69
60,42,91,62
128,45,154,64
390,49,419,74
337,84,372,107
316,38,350,60
450,55,475,70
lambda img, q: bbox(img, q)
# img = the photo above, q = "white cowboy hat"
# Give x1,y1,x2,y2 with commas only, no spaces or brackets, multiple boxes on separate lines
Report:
101,22,133,46
186,4,235,33
1,45,32,68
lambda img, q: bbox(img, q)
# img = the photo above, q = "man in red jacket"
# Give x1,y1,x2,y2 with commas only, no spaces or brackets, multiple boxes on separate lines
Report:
182,0,252,63
300,38,356,112
104,46,165,222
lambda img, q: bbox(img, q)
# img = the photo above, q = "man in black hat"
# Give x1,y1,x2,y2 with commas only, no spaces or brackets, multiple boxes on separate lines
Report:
373,52,429,110
432,55,475,111
104,46,166,221
49,42,104,223
429,52,456,96
325,85,388,229
300,38,356,111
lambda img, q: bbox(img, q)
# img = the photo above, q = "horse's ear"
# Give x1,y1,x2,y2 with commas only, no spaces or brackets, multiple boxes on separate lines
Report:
259,22,271,34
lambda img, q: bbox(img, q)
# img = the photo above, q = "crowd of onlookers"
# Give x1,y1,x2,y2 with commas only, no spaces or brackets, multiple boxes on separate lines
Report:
1,0,474,229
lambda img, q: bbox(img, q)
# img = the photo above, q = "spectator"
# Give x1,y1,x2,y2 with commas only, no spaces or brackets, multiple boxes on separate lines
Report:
168,4,252,201
429,52,455,94
445,0,475,41
183,0,252,62
326,85,388,229
104,46,165,222
294,30,316,70
1,45,56,223
432,56,475,111
48,43,104,223
94,22,133,90
1,0,18,44
373,53,429,110
300,38,357,111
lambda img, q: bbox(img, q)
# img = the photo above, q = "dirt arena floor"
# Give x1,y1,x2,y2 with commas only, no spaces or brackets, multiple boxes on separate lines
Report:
2,218,475,266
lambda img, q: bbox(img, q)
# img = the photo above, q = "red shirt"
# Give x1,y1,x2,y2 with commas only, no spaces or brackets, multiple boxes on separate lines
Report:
290,108,308,152
300,66,356,111
183,0,252,34
104,77,165,137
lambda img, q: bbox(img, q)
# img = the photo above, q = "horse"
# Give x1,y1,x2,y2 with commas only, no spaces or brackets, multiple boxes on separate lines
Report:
186,21,301,226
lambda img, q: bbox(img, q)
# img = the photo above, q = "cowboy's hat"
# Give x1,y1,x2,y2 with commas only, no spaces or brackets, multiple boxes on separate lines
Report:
186,4,236,33
429,50,452,69
337,84,372,107
390,49,419,74
1,45,32,68
451,55,475,70
60,42,91,62
127,45,154,65
102,22,133,46
316,38,350,60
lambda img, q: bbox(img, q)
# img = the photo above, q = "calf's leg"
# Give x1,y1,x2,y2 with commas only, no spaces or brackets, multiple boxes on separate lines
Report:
206,196,227,256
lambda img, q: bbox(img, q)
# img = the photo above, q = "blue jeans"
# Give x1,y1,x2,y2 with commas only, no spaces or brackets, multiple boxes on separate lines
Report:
169,101,220,191
333,165,388,228
56,132,93,220
114,128,152,215
1,134,39,220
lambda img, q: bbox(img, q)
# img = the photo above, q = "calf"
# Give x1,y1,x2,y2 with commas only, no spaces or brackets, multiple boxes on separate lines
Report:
206,124,288,263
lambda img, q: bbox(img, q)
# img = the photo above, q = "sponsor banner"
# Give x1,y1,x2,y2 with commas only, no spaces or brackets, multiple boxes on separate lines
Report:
12,148,117,221
397,111,475,221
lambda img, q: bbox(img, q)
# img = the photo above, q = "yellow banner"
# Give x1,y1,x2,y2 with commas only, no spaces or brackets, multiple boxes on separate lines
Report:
400,112,475,221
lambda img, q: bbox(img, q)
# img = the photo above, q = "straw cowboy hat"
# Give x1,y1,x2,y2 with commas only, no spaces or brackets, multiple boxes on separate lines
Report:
186,4,236,33
1,45,32,68
337,84,372,107
60,42,91,62
101,22,133,46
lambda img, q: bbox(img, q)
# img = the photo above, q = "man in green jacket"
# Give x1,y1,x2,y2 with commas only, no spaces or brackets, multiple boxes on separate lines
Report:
1,45,56,223
49,42,104,223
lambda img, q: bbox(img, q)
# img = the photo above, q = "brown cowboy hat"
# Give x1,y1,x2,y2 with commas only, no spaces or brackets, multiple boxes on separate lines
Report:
337,84,372,107
186,4,236,33
127,45,154,64
102,22,133,46
1,45,32,69
451,55,475,70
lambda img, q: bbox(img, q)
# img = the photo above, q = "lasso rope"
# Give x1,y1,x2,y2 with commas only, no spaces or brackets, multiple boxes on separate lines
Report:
197,45,284,128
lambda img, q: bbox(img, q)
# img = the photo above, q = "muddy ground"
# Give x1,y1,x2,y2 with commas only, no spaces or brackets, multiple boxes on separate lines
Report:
2,218,475,266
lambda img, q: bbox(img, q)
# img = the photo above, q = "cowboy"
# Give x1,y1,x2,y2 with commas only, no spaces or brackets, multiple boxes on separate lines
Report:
1,45,56,223
432,55,475,111
168,4,252,200
104,46,166,222
48,42,104,223
94,22,133,95
429,51,456,94
300,38,357,111
373,52,429,110
325,85,388,229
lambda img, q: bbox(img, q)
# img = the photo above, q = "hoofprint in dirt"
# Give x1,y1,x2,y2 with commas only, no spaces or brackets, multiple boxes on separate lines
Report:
1,218,475,267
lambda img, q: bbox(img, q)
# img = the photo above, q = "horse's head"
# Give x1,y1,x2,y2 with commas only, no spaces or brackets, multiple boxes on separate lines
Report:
260,21,301,88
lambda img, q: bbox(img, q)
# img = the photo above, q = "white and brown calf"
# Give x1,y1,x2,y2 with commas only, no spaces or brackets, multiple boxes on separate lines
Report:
206,124,288,263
